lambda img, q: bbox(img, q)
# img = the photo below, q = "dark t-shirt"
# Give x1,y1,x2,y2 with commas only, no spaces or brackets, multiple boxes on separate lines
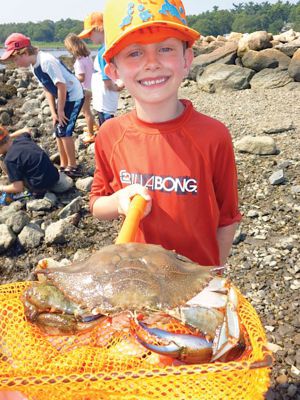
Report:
4,134,59,191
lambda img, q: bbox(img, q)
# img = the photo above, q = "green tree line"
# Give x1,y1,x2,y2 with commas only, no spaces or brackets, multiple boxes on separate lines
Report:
0,19,82,43
187,1,300,36
0,1,299,44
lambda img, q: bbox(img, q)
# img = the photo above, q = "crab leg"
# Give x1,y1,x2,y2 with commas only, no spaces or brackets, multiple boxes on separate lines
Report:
134,321,213,364
211,287,245,362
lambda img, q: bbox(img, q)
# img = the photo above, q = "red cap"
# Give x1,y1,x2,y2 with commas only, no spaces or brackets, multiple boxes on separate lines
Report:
1,33,31,61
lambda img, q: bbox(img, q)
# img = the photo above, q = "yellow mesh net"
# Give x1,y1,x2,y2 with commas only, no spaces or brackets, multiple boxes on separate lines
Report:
0,282,272,400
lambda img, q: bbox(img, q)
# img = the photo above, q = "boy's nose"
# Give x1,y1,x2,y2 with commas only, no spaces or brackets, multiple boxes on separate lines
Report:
144,52,160,70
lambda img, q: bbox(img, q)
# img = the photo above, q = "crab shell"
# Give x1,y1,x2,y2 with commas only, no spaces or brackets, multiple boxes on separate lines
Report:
27,243,214,316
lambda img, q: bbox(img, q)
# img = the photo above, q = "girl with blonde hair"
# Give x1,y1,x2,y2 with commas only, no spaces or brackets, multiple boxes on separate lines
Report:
64,33,96,144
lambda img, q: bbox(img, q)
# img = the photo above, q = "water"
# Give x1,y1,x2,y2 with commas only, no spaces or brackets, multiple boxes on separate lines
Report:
0,48,97,69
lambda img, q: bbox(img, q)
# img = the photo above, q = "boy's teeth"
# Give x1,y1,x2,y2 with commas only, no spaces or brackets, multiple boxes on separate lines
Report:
141,78,166,86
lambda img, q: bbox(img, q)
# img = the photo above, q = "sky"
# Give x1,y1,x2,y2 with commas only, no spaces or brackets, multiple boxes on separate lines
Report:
0,0,298,24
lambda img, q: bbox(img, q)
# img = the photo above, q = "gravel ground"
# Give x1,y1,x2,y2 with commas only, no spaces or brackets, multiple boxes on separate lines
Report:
180,82,300,399
1,80,300,399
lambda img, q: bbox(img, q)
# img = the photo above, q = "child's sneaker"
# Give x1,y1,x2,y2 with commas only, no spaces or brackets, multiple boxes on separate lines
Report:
64,165,83,178
13,190,32,201
82,132,95,145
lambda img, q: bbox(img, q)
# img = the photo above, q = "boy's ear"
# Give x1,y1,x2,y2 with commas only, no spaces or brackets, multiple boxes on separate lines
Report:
183,47,194,75
104,63,119,81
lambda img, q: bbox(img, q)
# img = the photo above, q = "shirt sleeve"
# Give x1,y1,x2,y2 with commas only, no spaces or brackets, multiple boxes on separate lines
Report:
213,128,242,227
98,50,110,81
74,58,84,75
43,58,66,86
5,159,23,183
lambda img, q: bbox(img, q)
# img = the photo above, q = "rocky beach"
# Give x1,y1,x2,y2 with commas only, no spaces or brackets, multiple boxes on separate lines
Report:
0,30,300,399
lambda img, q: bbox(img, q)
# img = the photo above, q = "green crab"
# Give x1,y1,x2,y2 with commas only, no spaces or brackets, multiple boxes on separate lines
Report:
22,243,246,364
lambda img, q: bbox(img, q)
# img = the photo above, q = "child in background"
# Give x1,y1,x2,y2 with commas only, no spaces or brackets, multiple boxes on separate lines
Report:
64,33,96,144
77,12,123,127
0,126,71,198
0,33,84,178
90,0,242,267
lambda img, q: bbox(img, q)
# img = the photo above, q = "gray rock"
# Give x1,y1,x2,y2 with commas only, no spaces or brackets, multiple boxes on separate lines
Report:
250,68,294,89
75,177,93,192
241,49,279,71
237,31,273,57
6,210,30,234
58,196,82,219
20,99,41,113
269,170,285,185
0,224,16,253
189,41,238,80
26,198,53,212
44,219,77,244
235,136,278,155
18,223,44,249
0,201,24,224
197,64,254,92
0,111,12,125
275,38,300,57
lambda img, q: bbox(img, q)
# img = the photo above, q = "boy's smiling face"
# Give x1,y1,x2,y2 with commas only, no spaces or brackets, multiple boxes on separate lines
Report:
106,38,193,112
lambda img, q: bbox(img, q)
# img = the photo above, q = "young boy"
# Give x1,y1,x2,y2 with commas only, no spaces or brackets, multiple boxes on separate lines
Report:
0,126,71,197
90,0,242,267
0,33,84,178
78,11,123,142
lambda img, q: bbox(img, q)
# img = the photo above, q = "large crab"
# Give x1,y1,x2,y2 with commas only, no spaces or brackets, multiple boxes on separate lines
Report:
22,243,246,364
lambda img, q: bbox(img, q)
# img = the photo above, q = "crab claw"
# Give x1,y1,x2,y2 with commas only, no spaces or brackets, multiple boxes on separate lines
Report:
133,321,213,364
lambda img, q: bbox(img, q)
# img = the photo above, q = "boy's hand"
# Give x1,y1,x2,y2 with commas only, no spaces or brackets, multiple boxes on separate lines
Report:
57,110,69,126
117,184,152,218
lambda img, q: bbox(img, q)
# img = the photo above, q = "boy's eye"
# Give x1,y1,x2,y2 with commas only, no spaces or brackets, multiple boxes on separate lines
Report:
128,50,142,58
160,47,173,53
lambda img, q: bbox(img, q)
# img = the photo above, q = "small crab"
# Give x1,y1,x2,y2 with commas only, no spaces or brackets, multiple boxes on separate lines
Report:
22,243,246,364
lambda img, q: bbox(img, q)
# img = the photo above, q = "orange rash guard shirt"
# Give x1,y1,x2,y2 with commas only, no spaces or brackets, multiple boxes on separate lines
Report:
90,100,242,265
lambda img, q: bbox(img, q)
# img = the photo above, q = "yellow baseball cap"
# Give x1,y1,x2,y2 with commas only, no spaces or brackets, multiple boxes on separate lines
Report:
103,0,200,63
78,12,103,39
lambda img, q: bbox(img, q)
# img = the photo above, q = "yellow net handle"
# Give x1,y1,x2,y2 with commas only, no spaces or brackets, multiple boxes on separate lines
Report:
115,195,147,244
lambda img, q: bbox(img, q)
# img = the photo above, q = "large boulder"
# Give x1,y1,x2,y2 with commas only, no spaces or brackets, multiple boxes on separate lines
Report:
189,41,238,80
273,29,299,43
250,68,293,89
242,50,278,71
242,48,291,71
275,38,300,57
197,63,254,93
288,49,300,82
237,31,273,57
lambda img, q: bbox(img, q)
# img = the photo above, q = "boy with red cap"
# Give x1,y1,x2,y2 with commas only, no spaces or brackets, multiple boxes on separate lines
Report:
90,0,242,267
77,12,123,143
0,33,84,178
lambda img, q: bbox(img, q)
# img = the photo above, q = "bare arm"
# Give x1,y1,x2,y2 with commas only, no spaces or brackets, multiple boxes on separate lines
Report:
92,184,152,220
44,89,58,126
0,181,24,194
216,222,239,266
76,73,85,83
56,82,68,126
9,127,32,139
92,192,120,220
